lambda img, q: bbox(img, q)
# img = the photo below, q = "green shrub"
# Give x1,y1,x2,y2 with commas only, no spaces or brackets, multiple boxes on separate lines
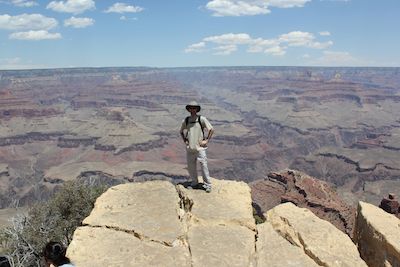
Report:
0,180,107,267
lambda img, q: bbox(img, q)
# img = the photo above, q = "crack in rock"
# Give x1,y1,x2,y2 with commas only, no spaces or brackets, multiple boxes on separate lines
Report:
82,224,185,248
270,216,326,267
176,185,194,267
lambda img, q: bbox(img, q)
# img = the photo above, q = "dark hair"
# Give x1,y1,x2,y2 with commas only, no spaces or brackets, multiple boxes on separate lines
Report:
0,256,11,267
43,242,71,266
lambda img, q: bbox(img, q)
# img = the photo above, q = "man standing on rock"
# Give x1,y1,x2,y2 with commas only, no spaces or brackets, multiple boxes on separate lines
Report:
180,101,214,193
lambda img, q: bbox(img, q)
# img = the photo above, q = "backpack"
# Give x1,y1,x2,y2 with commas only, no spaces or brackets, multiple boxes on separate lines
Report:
185,115,205,138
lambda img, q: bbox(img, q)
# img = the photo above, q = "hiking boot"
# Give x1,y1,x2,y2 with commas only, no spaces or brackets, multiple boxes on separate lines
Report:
188,183,201,189
203,184,212,193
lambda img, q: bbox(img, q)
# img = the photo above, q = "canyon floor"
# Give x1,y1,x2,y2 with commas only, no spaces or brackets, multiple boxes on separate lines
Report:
0,66,399,218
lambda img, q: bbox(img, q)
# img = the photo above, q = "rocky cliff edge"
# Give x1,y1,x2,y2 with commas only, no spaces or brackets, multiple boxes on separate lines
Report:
66,179,373,266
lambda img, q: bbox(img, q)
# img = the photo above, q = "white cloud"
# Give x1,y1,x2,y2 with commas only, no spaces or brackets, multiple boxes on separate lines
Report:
247,38,279,52
184,42,206,53
47,0,95,14
105,3,144,13
0,14,58,31
264,46,286,56
319,31,331,36
185,31,333,56
206,0,311,16
267,0,311,8
120,16,138,21
206,0,270,17
279,31,333,48
308,40,333,49
213,44,237,55
11,0,37,7
203,33,252,44
64,16,94,28
9,30,61,40
279,31,314,46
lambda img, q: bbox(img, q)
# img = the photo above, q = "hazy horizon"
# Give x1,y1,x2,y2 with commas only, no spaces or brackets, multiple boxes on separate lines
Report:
1,65,400,72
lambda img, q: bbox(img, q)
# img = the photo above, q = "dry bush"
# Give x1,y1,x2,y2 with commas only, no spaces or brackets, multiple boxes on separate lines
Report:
0,181,107,267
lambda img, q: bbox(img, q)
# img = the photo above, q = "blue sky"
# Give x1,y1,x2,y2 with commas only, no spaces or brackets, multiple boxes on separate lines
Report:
0,0,399,69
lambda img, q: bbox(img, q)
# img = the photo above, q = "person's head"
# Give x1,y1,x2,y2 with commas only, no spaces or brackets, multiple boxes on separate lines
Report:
43,242,71,266
186,101,201,115
0,256,11,267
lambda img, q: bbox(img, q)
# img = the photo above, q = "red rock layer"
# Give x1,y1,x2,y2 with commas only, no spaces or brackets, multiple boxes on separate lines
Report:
250,170,356,238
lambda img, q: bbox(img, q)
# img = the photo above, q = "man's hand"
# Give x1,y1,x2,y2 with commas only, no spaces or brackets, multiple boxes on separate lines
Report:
200,139,208,147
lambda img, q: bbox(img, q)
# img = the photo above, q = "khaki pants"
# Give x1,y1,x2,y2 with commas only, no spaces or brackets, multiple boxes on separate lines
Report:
186,148,211,188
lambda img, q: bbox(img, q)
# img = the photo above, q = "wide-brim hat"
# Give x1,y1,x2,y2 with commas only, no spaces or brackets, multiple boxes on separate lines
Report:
186,101,201,112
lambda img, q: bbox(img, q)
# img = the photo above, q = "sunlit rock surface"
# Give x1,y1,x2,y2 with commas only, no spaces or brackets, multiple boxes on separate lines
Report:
67,179,369,267
356,201,400,267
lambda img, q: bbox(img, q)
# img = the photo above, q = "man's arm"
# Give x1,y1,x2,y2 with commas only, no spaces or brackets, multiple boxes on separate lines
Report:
180,120,188,144
205,128,214,141
180,130,188,143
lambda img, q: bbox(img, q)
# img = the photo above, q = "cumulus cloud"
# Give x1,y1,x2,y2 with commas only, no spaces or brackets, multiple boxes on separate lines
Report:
267,0,311,8
184,42,206,53
247,38,279,53
264,46,286,56
279,31,314,46
203,33,252,44
213,44,237,55
206,0,311,16
279,31,333,48
319,31,331,36
0,14,58,31
9,30,61,40
185,31,333,56
11,0,38,7
206,0,270,17
64,16,94,28
105,3,144,13
47,0,95,14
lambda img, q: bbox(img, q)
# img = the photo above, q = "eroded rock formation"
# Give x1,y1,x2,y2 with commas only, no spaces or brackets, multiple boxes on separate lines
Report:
379,193,400,217
250,170,356,237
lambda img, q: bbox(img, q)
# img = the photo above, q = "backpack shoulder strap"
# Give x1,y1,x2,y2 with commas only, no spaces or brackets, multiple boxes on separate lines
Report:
198,115,205,137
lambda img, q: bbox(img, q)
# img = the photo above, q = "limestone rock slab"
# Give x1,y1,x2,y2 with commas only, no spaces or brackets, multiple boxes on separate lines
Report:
356,201,400,267
177,178,255,230
256,222,319,267
266,202,367,267
188,224,255,267
67,226,190,267
83,181,184,244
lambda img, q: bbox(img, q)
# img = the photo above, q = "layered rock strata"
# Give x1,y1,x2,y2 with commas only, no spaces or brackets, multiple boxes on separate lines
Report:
67,179,366,266
356,201,400,267
250,170,355,236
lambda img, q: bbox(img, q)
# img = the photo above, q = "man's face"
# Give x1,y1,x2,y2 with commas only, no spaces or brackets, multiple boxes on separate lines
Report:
188,106,197,115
